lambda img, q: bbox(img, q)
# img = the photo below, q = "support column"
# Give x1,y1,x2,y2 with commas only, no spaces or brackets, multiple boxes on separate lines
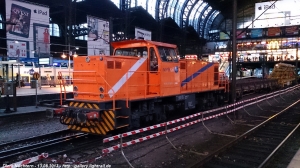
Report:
296,43,299,84
231,0,237,104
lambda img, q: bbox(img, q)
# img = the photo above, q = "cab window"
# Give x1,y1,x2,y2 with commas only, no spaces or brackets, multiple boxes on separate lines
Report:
157,46,178,62
149,47,158,71
114,47,148,57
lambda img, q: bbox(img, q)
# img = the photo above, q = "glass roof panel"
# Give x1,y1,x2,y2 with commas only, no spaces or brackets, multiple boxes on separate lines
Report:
111,0,120,8
147,0,157,18
136,0,147,9
168,0,177,18
174,0,186,25
189,1,205,26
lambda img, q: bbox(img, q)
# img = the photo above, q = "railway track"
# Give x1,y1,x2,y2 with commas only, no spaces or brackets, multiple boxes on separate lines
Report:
0,129,72,152
0,130,92,165
2,88,298,167
189,98,300,168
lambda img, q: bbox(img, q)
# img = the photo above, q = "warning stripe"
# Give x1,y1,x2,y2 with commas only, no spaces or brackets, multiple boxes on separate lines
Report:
68,102,100,109
65,110,116,135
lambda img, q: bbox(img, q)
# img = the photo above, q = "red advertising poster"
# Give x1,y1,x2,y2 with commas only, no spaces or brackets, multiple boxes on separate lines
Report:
267,27,281,37
236,30,246,39
285,26,299,36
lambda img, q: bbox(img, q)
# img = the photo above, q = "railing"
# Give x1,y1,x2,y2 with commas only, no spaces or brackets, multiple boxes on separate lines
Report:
72,70,116,111
124,71,161,108
219,72,229,92
58,72,66,106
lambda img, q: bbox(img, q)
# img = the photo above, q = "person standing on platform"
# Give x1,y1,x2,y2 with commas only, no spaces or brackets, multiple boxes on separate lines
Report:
46,74,51,85
16,73,19,82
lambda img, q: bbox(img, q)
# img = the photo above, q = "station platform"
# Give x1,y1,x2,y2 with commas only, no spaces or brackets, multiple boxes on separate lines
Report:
0,85,74,110
1,85,73,97
0,106,50,117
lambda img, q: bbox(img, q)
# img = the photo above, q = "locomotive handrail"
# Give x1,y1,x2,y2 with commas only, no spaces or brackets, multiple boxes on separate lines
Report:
58,71,67,106
125,70,161,108
219,72,229,92
72,70,116,111
102,70,116,111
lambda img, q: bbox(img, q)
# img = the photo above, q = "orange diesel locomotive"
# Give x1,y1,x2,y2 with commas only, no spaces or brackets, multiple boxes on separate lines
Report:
59,40,229,135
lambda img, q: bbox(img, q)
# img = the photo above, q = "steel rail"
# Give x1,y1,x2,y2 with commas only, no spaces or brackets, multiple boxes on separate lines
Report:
189,98,300,168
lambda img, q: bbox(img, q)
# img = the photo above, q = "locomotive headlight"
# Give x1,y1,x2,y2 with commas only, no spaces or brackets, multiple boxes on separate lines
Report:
99,86,104,93
74,86,78,91
100,56,103,61
74,92,78,97
100,94,104,99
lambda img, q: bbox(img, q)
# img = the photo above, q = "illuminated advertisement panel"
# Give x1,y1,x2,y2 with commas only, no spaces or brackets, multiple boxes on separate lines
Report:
236,30,246,39
220,32,230,40
87,15,110,56
254,0,300,28
267,27,281,37
250,29,263,38
285,26,299,36
6,0,50,58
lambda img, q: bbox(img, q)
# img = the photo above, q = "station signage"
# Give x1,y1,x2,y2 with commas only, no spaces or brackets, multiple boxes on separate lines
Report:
135,27,152,40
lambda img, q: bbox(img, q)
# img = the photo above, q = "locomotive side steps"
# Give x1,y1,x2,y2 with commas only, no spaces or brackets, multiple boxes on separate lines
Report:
114,101,130,129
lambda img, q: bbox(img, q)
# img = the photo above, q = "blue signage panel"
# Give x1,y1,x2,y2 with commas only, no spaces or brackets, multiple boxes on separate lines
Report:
250,29,263,38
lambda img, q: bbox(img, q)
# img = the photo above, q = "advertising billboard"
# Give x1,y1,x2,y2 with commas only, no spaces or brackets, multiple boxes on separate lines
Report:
285,26,299,36
87,15,110,56
267,27,281,37
135,27,152,40
219,32,230,40
254,0,300,28
6,0,50,58
236,30,246,39
250,29,263,38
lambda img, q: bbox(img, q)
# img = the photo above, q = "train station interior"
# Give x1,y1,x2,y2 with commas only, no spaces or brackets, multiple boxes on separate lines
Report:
0,0,300,168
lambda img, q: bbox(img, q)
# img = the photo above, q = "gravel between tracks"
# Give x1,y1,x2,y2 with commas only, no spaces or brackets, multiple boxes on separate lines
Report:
0,117,68,144
89,90,300,168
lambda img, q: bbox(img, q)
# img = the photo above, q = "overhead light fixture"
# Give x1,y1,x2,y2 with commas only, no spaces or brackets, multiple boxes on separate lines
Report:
62,52,67,58
73,52,78,57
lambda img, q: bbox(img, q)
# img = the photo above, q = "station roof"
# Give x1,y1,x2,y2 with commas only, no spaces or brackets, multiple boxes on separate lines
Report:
21,0,263,39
